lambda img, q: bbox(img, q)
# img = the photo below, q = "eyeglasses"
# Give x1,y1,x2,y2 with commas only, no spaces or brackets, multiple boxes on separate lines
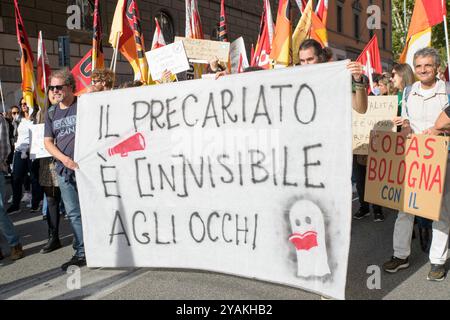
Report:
92,79,102,84
48,85,66,91
11,112,18,115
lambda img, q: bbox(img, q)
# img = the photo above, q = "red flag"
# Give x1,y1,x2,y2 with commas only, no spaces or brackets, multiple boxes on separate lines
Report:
185,0,204,39
356,35,382,93
315,0,328,25
92,0,104,71
71,49,92,96
252,0,274,69
218,0,228,42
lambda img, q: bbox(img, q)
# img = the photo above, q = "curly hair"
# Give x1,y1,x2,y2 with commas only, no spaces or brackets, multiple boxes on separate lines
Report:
92,68,116,89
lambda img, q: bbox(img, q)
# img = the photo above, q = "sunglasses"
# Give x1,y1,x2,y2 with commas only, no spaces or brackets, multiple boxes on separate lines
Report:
48,85,67,91
12,112,19,115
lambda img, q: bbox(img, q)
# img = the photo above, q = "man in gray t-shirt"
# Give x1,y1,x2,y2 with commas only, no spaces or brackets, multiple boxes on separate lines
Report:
44,69,85,271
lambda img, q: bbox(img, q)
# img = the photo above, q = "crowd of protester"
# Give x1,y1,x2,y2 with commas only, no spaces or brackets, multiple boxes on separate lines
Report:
0,40,449,283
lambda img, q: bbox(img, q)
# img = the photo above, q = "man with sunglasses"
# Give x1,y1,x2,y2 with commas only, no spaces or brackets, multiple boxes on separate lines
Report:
44,69,86,271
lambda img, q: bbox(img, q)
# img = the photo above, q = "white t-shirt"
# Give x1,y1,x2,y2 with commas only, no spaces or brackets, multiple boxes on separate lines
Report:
418,85,435,99
14,118,33,152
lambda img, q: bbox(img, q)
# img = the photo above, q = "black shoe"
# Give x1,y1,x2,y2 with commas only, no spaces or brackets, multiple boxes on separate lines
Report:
61,255,86,271
6,206,20,214
419,227,431,253
353,208,370,219
41,238,62,254
383,256,409,273
42,215,47,221
374,211,385,222
0,248,3,260
30,207,41,213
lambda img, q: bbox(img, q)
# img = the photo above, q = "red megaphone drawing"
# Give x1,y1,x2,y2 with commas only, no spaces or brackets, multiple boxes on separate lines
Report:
108,132,146,157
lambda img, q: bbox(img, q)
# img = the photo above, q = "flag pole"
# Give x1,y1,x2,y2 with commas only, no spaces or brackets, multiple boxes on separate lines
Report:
110,31,120,73
0,80,6,113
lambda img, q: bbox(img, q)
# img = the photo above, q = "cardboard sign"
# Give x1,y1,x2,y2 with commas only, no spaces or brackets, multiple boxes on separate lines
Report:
352,95,398,155
146,41,190,80
30,124,51,159
174,36,230,63
365,131,449,220
74,60,353,300
230,37,249,74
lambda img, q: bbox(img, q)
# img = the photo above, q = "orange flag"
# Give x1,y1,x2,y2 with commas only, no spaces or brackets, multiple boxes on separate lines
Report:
400,0,446,66
270,0,292,67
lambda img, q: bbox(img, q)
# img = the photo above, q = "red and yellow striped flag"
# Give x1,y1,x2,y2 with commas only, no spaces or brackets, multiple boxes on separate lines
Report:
92,0,104,72
109,0,149,84
218,0,228,42
14,0,37,108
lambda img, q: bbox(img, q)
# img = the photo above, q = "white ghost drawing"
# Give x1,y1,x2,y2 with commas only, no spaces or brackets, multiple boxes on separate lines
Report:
288,199,331,278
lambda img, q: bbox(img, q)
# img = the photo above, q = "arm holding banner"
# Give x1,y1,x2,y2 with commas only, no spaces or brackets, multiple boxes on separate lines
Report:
348,61,368,114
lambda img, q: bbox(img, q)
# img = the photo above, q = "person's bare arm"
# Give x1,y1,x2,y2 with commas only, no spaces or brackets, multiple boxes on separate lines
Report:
347,61,368,114
44,137,79,170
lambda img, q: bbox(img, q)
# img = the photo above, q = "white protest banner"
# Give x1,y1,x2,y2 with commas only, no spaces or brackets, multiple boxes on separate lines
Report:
75,60,352,300
146,41,190,81
352,95,397,155
230,37,249,74
30,124,51,159
175,36,230,63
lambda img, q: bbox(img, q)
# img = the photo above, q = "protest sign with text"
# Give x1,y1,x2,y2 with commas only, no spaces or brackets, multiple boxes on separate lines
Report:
75,61,353,300
352,95,397,155
230,37,249,74
30,124,51,159
365,131,449,220
175,36,230,64
146,41,190,80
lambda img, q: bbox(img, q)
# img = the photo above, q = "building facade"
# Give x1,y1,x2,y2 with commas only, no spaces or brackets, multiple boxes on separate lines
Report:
0,0,392,107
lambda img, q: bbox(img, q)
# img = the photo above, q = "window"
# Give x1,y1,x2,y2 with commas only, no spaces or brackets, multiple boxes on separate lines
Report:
354,14,360,39
155,11,175,44
337,5,343,33
382,24,387,49
382,0,385,11
369,29,374,40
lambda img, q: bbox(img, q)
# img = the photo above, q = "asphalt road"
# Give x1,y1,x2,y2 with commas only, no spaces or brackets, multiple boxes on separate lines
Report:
1,179,449,300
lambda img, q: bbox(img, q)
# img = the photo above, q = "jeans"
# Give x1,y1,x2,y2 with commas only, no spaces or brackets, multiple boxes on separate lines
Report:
11,151,42,208
0,172,20,246
57,174,84,257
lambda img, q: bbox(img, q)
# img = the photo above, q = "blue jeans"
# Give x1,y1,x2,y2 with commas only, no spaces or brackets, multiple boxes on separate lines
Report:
57,174,84,257
11,151,43,208
0,172,20,246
